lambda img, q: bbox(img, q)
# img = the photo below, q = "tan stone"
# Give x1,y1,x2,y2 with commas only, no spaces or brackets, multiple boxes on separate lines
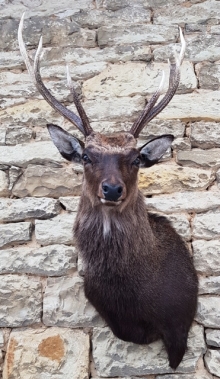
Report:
138,164,214,195
83,61,196,98
12,165,82,198
2,327,90,379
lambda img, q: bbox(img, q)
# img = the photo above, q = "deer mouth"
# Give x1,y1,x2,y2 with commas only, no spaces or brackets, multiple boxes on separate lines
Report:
100,198,122,206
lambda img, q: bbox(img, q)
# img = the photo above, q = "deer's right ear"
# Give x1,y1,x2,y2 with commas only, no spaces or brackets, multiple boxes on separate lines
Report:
47,124,84,163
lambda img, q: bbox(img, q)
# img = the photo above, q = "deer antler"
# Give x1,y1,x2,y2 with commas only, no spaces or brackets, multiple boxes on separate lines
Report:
18,13,92,137
129,28,186,138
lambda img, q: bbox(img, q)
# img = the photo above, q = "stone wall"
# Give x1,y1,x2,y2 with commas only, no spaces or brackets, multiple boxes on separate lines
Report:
0,0,220,378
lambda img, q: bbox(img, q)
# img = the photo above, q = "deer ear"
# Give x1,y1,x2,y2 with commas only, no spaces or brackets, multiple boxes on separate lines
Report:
47,124,84,163
139,135,174,167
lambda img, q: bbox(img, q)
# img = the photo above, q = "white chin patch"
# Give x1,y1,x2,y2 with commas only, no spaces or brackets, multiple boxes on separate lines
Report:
100,199,122,206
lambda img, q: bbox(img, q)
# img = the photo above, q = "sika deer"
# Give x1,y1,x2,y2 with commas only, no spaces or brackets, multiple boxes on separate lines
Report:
18,15,198,369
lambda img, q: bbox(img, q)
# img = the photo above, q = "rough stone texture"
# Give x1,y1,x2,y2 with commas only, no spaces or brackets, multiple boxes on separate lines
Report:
5,125,33,145
145,191,220,214
92,324,205,376
206,329,220,347
97,25,178,48
35,213,75,246
3,327,90,379
0,275,42,327
83,61,197,98
164,213,191,241
0,245,77,276
199,276,220,295
0,170,9,196
43,275,104,327
177,149,220,169
192,211,220,240
0,141,64,167
191,121,220,148
193,240,220,276
0,197,61,222
196,62,220,91
195,296,220,328
12,164,83,198
204,350,220,377
138,165,214,195
59,196,80,211
0,222,32,248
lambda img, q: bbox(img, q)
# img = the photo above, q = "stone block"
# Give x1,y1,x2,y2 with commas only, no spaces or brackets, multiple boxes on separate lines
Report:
145,191,220,214
165,213,191,241
191,121,220,148
0,170,9,196
0,245,77,276
196,62,220,91
2,327,90,379
0,275,42,327
177,148,220,169
35,213,75,246
12,165,82,198
192,211,220,240
155,91,220,122
0,140,64,168
97,24,178,48
199,276,220,295
195,296,220,328
0,222,32,248
92,324,205,376
0,197,61,222
206,329,220,348
83,61,196,99
204,349,220,377
5,125,33,145
43,275,104,327
193,240,220,276
59,196,80,211
138,164,214,195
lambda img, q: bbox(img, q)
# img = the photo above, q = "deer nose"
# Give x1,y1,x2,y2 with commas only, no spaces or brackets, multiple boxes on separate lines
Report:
102,182,123,202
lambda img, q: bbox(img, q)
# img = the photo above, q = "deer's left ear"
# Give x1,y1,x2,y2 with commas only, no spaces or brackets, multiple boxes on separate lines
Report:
139,135,174,167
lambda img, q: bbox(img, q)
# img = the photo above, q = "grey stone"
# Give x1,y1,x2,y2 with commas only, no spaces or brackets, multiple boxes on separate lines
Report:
35,213,75,246
0,71,36,100
0,222,32,248
92,324,205,376
12,165,82,198
139,165,215,195
0,127,6,145
43,276,104,327
217,168,220,188
0,50,22,70
3,327,90,379
59,196,80,212
177,149,220,169
191,121,220,148
97,25,178,48
199,276,220,295
0,245,77,276
5,125,33,145
0,140,64,168
0,197,61,222
0,170,9,196
83,95,145,122
145,191,220,214
172,138,191,151
154,1,220,25
0,275,42,327
192,211,220,240
186,33,220,63
156,362,213,379
164,213,191,241
206,329,220,347
196,62,220,91
195,296,220,328
204,350,220,377
83,61,196,99
193,240,220,276
8,166,22,191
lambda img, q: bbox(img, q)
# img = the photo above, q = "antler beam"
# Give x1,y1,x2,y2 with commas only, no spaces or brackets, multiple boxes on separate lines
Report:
18,13,92,137
129,28,186,138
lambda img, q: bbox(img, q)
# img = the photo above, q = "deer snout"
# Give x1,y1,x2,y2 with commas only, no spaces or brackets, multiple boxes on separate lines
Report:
100,181,126,202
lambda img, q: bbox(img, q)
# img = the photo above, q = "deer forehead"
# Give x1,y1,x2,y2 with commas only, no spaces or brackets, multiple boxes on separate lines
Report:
85,131,137,153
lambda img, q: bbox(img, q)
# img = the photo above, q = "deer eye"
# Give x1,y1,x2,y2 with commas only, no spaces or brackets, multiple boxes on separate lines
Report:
82,154,91,164
132,157,141,166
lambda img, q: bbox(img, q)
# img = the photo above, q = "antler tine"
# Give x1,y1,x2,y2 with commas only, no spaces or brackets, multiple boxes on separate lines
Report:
66,65,93,136
18,13,89,137
129,28,186,138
